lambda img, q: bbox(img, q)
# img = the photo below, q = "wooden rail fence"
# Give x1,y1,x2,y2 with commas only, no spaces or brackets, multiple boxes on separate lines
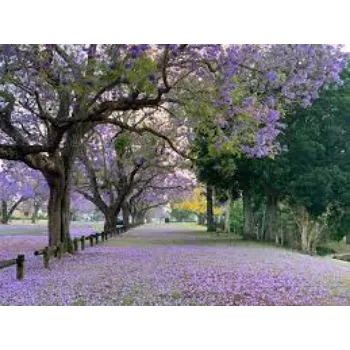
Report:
0,223,139,280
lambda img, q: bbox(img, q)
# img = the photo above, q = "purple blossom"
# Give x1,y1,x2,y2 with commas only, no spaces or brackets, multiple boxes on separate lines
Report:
265,71,278,82
0,225,349,306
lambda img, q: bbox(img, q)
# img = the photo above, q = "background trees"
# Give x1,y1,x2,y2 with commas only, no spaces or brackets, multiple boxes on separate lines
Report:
201,66,350,252
0,161,48,224
73,123,193,232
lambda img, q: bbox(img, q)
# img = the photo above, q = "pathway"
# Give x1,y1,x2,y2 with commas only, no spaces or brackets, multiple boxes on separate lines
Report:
1,223,350,305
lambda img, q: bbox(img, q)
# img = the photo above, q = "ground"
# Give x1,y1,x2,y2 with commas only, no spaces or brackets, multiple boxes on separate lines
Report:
1,223,350,305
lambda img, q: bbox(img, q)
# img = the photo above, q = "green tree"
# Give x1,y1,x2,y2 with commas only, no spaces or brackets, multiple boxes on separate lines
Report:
235,67,350,251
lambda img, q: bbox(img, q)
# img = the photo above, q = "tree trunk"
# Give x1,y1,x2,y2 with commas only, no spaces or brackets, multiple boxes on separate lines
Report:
206,185,215,232
294,206,315,252
135,212,145,225
1,198,24,224
346,234,350,245
224,190,232,234
1,200,8,224
104,209,118,233
46,173,71,247
31,202,40,224
265,194,278,242
242,189,255,239
301,222,309,252
258,204,266,241
122,203,130,228
198,214,204,225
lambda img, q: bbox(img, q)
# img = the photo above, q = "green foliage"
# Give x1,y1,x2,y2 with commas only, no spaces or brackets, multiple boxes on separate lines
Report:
315,246,336,256
327,206,350,241
114,133,131,155
125,57,158,95
230,200,244,233
170,208,197,222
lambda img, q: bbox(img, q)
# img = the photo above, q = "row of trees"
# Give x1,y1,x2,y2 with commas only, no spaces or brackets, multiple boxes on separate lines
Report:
0,44,347,246
193,67,350,252
0,123,194,230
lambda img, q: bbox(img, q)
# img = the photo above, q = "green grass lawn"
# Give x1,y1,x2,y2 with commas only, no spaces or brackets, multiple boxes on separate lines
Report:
324,240,350,254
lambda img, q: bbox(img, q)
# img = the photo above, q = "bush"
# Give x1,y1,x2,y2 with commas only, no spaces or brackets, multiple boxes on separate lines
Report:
315,246,336,256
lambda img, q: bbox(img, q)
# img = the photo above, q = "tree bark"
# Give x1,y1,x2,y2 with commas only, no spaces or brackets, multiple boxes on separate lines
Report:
224,190,232,234
122,203,130,228
31,202,40,224
45,172,72,247
131,214,136,224
1,198,25,224
301,221,309,252
293,206,322,253
104,209,118,233
206,185,215,232
242,189,255,239
1,200,8,224
136,212,145,224
265,194,278,243
258,204,266,241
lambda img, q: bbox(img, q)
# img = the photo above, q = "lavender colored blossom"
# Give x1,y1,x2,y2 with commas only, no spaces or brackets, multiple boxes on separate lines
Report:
1,225,349,306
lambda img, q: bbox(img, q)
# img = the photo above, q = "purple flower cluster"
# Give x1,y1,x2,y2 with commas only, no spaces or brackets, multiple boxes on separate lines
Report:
216,44,348,157
1,231,350,305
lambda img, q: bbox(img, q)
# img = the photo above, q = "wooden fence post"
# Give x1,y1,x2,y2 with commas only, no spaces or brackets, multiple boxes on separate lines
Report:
89,235,94,247
16,254,25,280
81,236,85,250
66,239,73,254
101,232,105,242
105,232,108,241
43,247,50,269
73,238,78,252
95,234,99,245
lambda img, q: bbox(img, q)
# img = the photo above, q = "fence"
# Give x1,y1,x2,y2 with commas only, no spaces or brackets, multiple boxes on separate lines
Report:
0,255,25,280
0,224,139,280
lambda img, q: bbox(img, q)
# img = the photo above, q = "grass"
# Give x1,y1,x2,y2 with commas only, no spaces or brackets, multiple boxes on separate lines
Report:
7,219,48,225
106,224,272,248
323,240,350,254
91,222,104,231
169,222,206,231
106,236,240,247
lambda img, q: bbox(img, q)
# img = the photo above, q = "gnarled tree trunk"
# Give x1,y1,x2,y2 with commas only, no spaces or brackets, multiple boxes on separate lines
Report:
104,211,118,233
122,203,130,228
1,198,25,224
135,212,145,225
46,172,71,247
293,206,324,253
103,204,121,234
